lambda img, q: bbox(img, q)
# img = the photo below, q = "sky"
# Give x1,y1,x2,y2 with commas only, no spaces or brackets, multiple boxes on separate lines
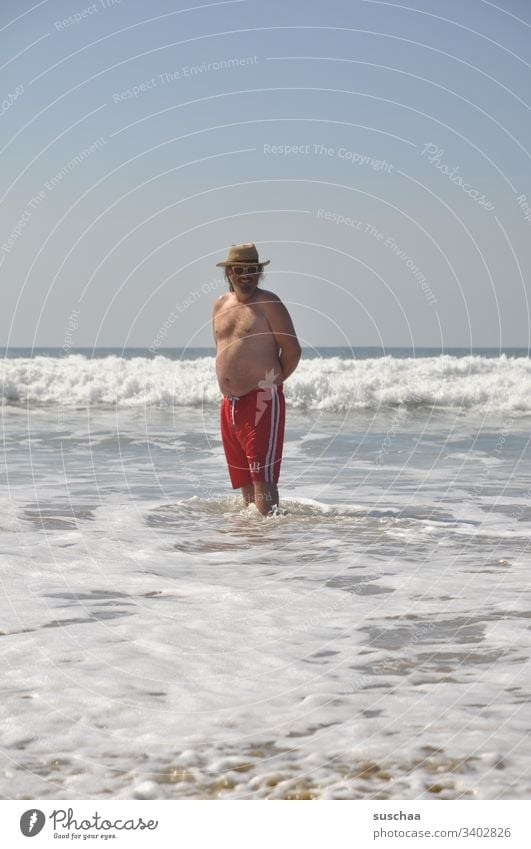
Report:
1,0,531,349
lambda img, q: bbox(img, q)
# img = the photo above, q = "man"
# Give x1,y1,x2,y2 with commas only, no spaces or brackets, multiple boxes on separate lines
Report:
212,243,301,516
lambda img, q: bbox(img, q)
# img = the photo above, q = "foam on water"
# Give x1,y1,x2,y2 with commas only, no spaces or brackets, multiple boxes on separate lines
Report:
2,353,531,411
2,480,531,800
1,382,531,799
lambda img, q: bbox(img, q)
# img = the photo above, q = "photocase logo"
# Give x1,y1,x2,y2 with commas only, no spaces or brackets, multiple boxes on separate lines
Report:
20,809,46,837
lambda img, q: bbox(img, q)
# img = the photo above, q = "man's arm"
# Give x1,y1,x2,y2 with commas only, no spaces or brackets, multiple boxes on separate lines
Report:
261,293,301,381
212,305,217,348
211,296,222,348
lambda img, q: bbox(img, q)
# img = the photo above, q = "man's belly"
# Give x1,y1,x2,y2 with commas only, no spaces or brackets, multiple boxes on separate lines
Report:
216,340,282,396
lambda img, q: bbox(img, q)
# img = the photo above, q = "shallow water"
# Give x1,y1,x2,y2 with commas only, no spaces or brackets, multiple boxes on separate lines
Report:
1,364,531,799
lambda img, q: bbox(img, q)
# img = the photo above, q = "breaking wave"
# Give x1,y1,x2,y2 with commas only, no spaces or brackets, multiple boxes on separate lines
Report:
1,353,531,412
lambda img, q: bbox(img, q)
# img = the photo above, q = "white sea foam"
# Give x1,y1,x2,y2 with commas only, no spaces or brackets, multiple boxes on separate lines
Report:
1,397,531,800
1,353,531,411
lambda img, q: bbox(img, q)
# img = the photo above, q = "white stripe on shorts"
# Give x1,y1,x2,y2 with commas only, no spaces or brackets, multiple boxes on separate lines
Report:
264,386,280,482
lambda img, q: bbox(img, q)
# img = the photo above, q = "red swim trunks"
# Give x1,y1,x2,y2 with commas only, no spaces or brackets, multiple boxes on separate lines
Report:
220,385,285,489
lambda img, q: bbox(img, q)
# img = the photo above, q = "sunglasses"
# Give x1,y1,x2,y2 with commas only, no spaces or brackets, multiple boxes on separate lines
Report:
231,265,262,275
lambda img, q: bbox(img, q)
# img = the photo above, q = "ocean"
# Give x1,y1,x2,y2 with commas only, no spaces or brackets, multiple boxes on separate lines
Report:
1,347,530,800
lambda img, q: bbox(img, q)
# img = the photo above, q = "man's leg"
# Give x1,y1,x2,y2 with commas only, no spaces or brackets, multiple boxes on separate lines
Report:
241,484,255,507
221,398,253,496
239,385,285,516
253,481,279,516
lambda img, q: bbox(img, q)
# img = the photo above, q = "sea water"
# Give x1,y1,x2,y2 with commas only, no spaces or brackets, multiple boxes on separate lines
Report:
1,348,530,799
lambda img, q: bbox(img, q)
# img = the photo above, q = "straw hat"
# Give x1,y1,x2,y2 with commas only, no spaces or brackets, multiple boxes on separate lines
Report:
216,243,270,267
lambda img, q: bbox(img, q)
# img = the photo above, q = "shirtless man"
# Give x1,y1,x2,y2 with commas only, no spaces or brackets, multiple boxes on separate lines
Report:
212,243,301,516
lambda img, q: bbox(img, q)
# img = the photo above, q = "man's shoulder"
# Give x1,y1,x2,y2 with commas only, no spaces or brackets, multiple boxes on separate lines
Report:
256,290,287,316
213,292,231,312
256,289,281,305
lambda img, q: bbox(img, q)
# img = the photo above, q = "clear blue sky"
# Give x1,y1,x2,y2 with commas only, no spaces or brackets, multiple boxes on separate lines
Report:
1,0,530,348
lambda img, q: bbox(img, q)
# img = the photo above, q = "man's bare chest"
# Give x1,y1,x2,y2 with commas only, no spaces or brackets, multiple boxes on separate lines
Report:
215,303,271,341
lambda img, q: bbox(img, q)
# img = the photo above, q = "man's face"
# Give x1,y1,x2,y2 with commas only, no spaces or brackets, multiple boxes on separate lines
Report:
228,265,263,300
